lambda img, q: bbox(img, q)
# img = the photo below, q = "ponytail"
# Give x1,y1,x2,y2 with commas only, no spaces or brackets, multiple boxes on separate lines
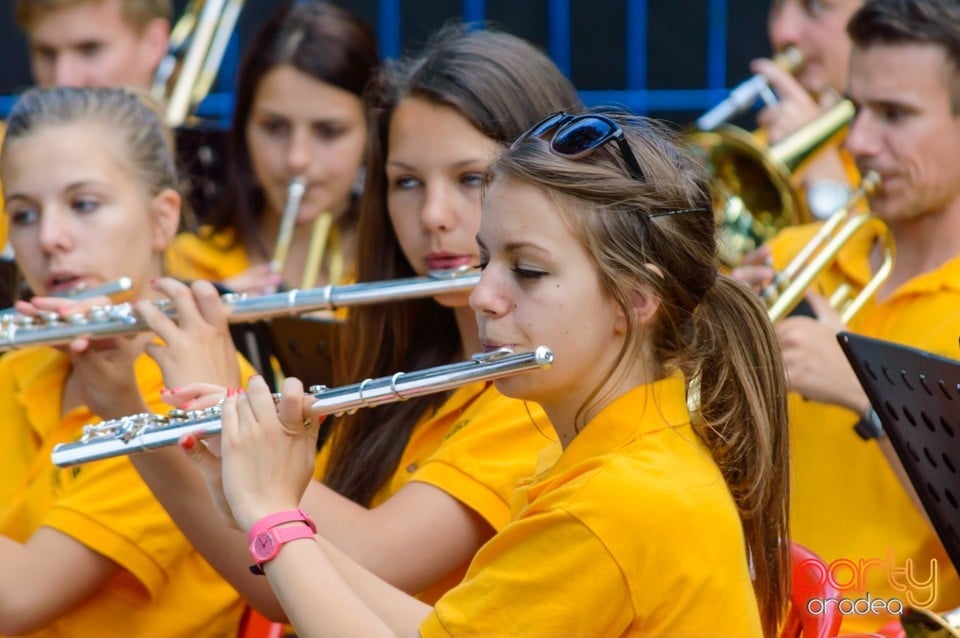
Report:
689,275,790,637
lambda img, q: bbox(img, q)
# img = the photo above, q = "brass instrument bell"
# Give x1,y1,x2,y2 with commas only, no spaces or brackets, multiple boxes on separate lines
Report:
687,99,855,268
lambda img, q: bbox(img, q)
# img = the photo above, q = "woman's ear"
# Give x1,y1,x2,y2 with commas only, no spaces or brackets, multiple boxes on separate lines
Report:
631,285,662,328
615,265,663,333
150,188,182,251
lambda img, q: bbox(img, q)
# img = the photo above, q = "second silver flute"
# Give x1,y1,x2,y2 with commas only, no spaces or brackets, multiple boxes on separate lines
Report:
51,346,554,467
0,269,479,351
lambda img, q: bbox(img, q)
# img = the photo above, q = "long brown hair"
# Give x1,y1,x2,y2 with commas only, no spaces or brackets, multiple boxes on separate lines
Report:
323,24,581,505
490,110,791,637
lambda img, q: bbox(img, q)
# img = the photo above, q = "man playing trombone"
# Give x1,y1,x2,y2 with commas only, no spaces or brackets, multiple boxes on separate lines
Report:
739,0,960,631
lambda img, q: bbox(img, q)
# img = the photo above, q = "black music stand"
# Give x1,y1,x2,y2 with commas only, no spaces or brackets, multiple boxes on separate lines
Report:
838,331,960,573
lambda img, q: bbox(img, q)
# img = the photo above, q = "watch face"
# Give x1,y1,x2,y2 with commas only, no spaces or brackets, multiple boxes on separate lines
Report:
253,532,277,559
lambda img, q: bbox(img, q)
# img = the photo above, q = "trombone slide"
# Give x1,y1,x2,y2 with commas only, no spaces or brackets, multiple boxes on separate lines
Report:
165,0,229,127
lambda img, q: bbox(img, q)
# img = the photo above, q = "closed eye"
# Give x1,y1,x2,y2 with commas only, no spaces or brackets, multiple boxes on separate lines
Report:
513,267,547,280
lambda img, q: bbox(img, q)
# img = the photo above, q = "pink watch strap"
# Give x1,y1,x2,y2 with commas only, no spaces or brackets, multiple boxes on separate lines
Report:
249,524,316,575
247,508,317,546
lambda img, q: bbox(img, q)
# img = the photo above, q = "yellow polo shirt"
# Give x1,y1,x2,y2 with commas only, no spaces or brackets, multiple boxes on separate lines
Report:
0,347,245,637
422,375,762,637
0,121,7,252
315,381,556,604
769,222,960,632
166,225,250,283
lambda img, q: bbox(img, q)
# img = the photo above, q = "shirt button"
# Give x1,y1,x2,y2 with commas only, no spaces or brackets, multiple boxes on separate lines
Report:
406,463,418,473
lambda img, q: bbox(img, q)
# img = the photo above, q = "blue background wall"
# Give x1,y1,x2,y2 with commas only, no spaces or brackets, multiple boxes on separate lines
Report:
0,0,774,126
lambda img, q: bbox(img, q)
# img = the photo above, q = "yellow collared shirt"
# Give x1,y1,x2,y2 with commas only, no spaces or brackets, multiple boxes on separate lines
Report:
316,382,556,604
166,225,250,283
0,346,249,637
769,222,960,632
422,375,762,637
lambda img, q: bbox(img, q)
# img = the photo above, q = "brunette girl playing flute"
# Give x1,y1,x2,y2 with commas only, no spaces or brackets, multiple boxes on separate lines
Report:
192,109,793,636
122,25,583,620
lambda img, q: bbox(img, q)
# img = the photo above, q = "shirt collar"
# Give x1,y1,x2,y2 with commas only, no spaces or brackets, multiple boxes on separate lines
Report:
835,218,960,296
548,372,690,477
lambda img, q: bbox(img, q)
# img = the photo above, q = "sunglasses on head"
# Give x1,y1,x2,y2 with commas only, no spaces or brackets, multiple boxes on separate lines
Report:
512,111,645,181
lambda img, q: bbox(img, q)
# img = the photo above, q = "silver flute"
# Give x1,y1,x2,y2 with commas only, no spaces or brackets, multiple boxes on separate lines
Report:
0,278,134,318
270,176,308,275
0,268,479,351
51,346,554,467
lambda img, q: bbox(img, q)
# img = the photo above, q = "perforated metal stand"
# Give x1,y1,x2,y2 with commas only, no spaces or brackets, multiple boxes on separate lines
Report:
838,331,960,572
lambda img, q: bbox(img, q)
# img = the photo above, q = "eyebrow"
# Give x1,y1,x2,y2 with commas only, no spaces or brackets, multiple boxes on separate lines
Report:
387,158,487,171
32,38,106,52
251,107,355,123
7,180,106,201
475,236,548,254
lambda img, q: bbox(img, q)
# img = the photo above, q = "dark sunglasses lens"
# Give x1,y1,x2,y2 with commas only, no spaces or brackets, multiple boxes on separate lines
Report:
552,118,616,158
528,112,569,139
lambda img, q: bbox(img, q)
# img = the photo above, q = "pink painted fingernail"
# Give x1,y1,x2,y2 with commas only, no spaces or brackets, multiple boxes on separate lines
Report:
179,433,196,450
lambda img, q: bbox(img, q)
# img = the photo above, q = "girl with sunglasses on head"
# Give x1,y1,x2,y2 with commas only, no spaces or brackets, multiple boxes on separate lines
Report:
0,86,249,636
191,109,793,636
120,24,582,620
166,0,377,295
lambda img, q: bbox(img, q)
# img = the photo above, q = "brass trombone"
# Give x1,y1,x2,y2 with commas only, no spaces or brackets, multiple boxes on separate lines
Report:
761,170,894,323
152,0,245,127
687,98,855,268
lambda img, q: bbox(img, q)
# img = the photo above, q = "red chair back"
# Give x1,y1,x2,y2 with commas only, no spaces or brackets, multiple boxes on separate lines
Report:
237,606,284,638
780,543,845,638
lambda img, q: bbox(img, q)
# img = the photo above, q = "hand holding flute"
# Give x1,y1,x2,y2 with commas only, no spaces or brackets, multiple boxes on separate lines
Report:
199,375,321,530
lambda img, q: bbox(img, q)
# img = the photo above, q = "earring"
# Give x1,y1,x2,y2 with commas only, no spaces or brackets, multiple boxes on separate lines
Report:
351,165,367,197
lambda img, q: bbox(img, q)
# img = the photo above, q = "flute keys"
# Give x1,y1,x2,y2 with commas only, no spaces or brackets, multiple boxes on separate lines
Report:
66,312,90,325
37,310,60,325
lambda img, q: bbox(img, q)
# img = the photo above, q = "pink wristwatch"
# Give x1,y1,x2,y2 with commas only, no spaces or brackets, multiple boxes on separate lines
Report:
248,508,317,575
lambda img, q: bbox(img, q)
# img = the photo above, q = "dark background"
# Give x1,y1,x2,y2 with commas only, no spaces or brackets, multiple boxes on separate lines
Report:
0,0,774,126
